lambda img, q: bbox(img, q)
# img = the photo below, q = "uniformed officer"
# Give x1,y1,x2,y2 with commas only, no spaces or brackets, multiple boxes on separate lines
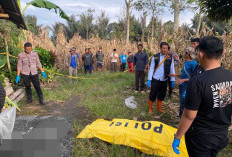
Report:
0,82,6,113
146,42,175,114
16,42,47,105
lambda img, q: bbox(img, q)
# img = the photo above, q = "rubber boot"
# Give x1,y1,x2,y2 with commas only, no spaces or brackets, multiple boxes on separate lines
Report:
156,99,165,113
39,94,45,105
148,100,153,114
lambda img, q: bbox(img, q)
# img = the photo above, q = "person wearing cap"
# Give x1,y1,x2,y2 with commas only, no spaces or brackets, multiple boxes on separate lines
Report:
96,47,104,71
172,36,232,157
147,42,175,113
170,47,198,118
16,42,47,105
167,47,180,99
67,48,79,82
110,49,119,73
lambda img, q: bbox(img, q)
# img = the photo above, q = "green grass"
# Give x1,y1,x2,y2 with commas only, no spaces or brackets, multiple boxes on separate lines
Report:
19,71,232,157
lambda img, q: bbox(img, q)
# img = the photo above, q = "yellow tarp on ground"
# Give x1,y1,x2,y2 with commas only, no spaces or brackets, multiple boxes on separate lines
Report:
77,119,188,157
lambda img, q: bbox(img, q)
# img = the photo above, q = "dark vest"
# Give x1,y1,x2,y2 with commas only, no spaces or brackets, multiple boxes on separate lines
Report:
154,53,172,79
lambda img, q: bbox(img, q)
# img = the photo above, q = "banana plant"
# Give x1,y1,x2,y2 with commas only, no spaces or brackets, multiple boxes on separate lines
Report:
17,0,70,21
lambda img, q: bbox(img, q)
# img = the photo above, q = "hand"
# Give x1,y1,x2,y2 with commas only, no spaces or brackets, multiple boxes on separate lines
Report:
176,79,185,85
42,71,47,78
172,137,180,155
183,90,186,99
146,80,151,87
171,81,175,89
16,75,20,84
169,73,177,77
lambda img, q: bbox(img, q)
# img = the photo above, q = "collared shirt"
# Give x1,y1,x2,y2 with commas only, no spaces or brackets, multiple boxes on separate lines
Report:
148,53,175,81
17,51,42,75
70,55,77,68
133,52,148,71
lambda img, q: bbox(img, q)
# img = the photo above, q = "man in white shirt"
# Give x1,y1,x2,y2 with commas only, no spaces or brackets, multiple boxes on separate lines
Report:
146,42,175,114
110,49,119,73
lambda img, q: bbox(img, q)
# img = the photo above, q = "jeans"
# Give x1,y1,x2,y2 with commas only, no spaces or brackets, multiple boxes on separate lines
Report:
135,70,145,91
84,65,92,74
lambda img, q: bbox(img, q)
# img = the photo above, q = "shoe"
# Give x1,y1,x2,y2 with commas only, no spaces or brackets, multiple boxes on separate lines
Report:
26,97,32,104
148,100,153,114
156,99,165,113
39,99,45,105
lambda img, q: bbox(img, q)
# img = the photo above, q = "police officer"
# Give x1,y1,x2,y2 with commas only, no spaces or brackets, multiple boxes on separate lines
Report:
146,42,175,114
16,42,47,105
0,82,6,113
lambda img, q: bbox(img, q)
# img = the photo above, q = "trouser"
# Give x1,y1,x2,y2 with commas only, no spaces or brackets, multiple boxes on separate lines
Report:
185,131,229,157
167,77,173,96
135,70,145,91
84,65,92,74
111,62,117,73
149,79,167,102
179,85,187,118
120,63,126,71
22,74,43,100
0,82,6,112
128,62,134,73
69,66,77,82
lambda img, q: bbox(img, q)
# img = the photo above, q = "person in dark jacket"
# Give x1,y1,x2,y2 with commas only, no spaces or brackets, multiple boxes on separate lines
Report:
96,47,104,71
127,51,134,74
82,48,94,74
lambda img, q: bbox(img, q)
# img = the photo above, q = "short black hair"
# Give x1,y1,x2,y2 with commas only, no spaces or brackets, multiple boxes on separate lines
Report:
85,48,88,51
88,48,91,50
113,49,116,51
128,51,131,54
24,42,32,48
160,42,169,48
198,36,224,59
191,38,200,43
137,44,143,48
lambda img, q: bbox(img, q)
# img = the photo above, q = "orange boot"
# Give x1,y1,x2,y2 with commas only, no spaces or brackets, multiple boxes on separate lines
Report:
156,99,165,113
148,100,153,114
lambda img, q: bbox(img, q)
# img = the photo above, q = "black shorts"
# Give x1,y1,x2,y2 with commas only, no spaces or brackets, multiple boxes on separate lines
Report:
185,131,229,157
149,79,167,102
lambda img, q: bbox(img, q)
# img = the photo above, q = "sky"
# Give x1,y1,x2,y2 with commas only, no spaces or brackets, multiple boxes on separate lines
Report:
21,0,196,28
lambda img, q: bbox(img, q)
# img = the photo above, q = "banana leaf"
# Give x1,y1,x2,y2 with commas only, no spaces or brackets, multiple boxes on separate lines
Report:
22,0,70,21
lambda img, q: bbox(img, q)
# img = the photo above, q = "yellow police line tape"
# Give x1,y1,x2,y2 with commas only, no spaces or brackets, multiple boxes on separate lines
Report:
5,96,21,112
0,53,132,80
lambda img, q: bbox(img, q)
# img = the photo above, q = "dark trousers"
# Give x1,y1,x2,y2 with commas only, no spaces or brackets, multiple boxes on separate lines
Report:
167,77,173,96
0,82,6,112
149,79,167,102
135,70,145,91
22,74,43,99
179,85,187,118
84,65,92,74
120,63,126,71
111,62,117,73
185,131,228,157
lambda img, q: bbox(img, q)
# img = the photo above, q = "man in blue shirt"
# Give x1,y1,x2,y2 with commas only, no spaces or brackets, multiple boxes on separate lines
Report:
170,46,198,118
120,50,127,71
147,42,175,113
67,48,79,82
133,44,148,93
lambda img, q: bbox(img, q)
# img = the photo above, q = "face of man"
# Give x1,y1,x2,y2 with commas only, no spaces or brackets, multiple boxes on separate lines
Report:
138,46,143,53
85,49,88,53
99,49,102,53
71,50,75,55
191,42,199,49
24,46,32,54
160,45,169,55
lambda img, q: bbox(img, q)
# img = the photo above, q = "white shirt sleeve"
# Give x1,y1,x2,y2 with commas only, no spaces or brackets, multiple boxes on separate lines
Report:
170,57,175,81
148,57,155,81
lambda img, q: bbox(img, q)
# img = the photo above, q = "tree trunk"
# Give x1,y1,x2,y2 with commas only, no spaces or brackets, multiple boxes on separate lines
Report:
174,0,180,34
196,7,202,37
149,13,155,51
125,0,131,44
4,38,11,73
141,12,147,45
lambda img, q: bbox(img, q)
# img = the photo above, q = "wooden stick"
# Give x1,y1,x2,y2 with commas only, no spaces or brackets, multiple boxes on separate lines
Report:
0,5,4,13
0,13,9,18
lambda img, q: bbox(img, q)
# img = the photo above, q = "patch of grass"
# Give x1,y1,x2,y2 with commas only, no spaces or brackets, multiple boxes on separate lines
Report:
18,71,232,157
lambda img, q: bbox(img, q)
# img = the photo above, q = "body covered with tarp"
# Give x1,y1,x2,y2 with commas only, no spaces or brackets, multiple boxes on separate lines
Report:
77,119,188,157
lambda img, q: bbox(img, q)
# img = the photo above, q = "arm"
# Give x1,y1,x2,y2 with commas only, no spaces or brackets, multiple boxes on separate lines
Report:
36,53,43,72
133,55,136,65
17,54,22,76
175,109,198,139
170,58,175,81
148,57,155,81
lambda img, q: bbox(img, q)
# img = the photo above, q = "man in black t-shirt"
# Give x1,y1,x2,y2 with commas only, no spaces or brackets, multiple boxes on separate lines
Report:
172,36,232,157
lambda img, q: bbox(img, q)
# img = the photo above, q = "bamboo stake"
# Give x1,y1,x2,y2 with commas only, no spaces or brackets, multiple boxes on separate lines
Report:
4,38,11,73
